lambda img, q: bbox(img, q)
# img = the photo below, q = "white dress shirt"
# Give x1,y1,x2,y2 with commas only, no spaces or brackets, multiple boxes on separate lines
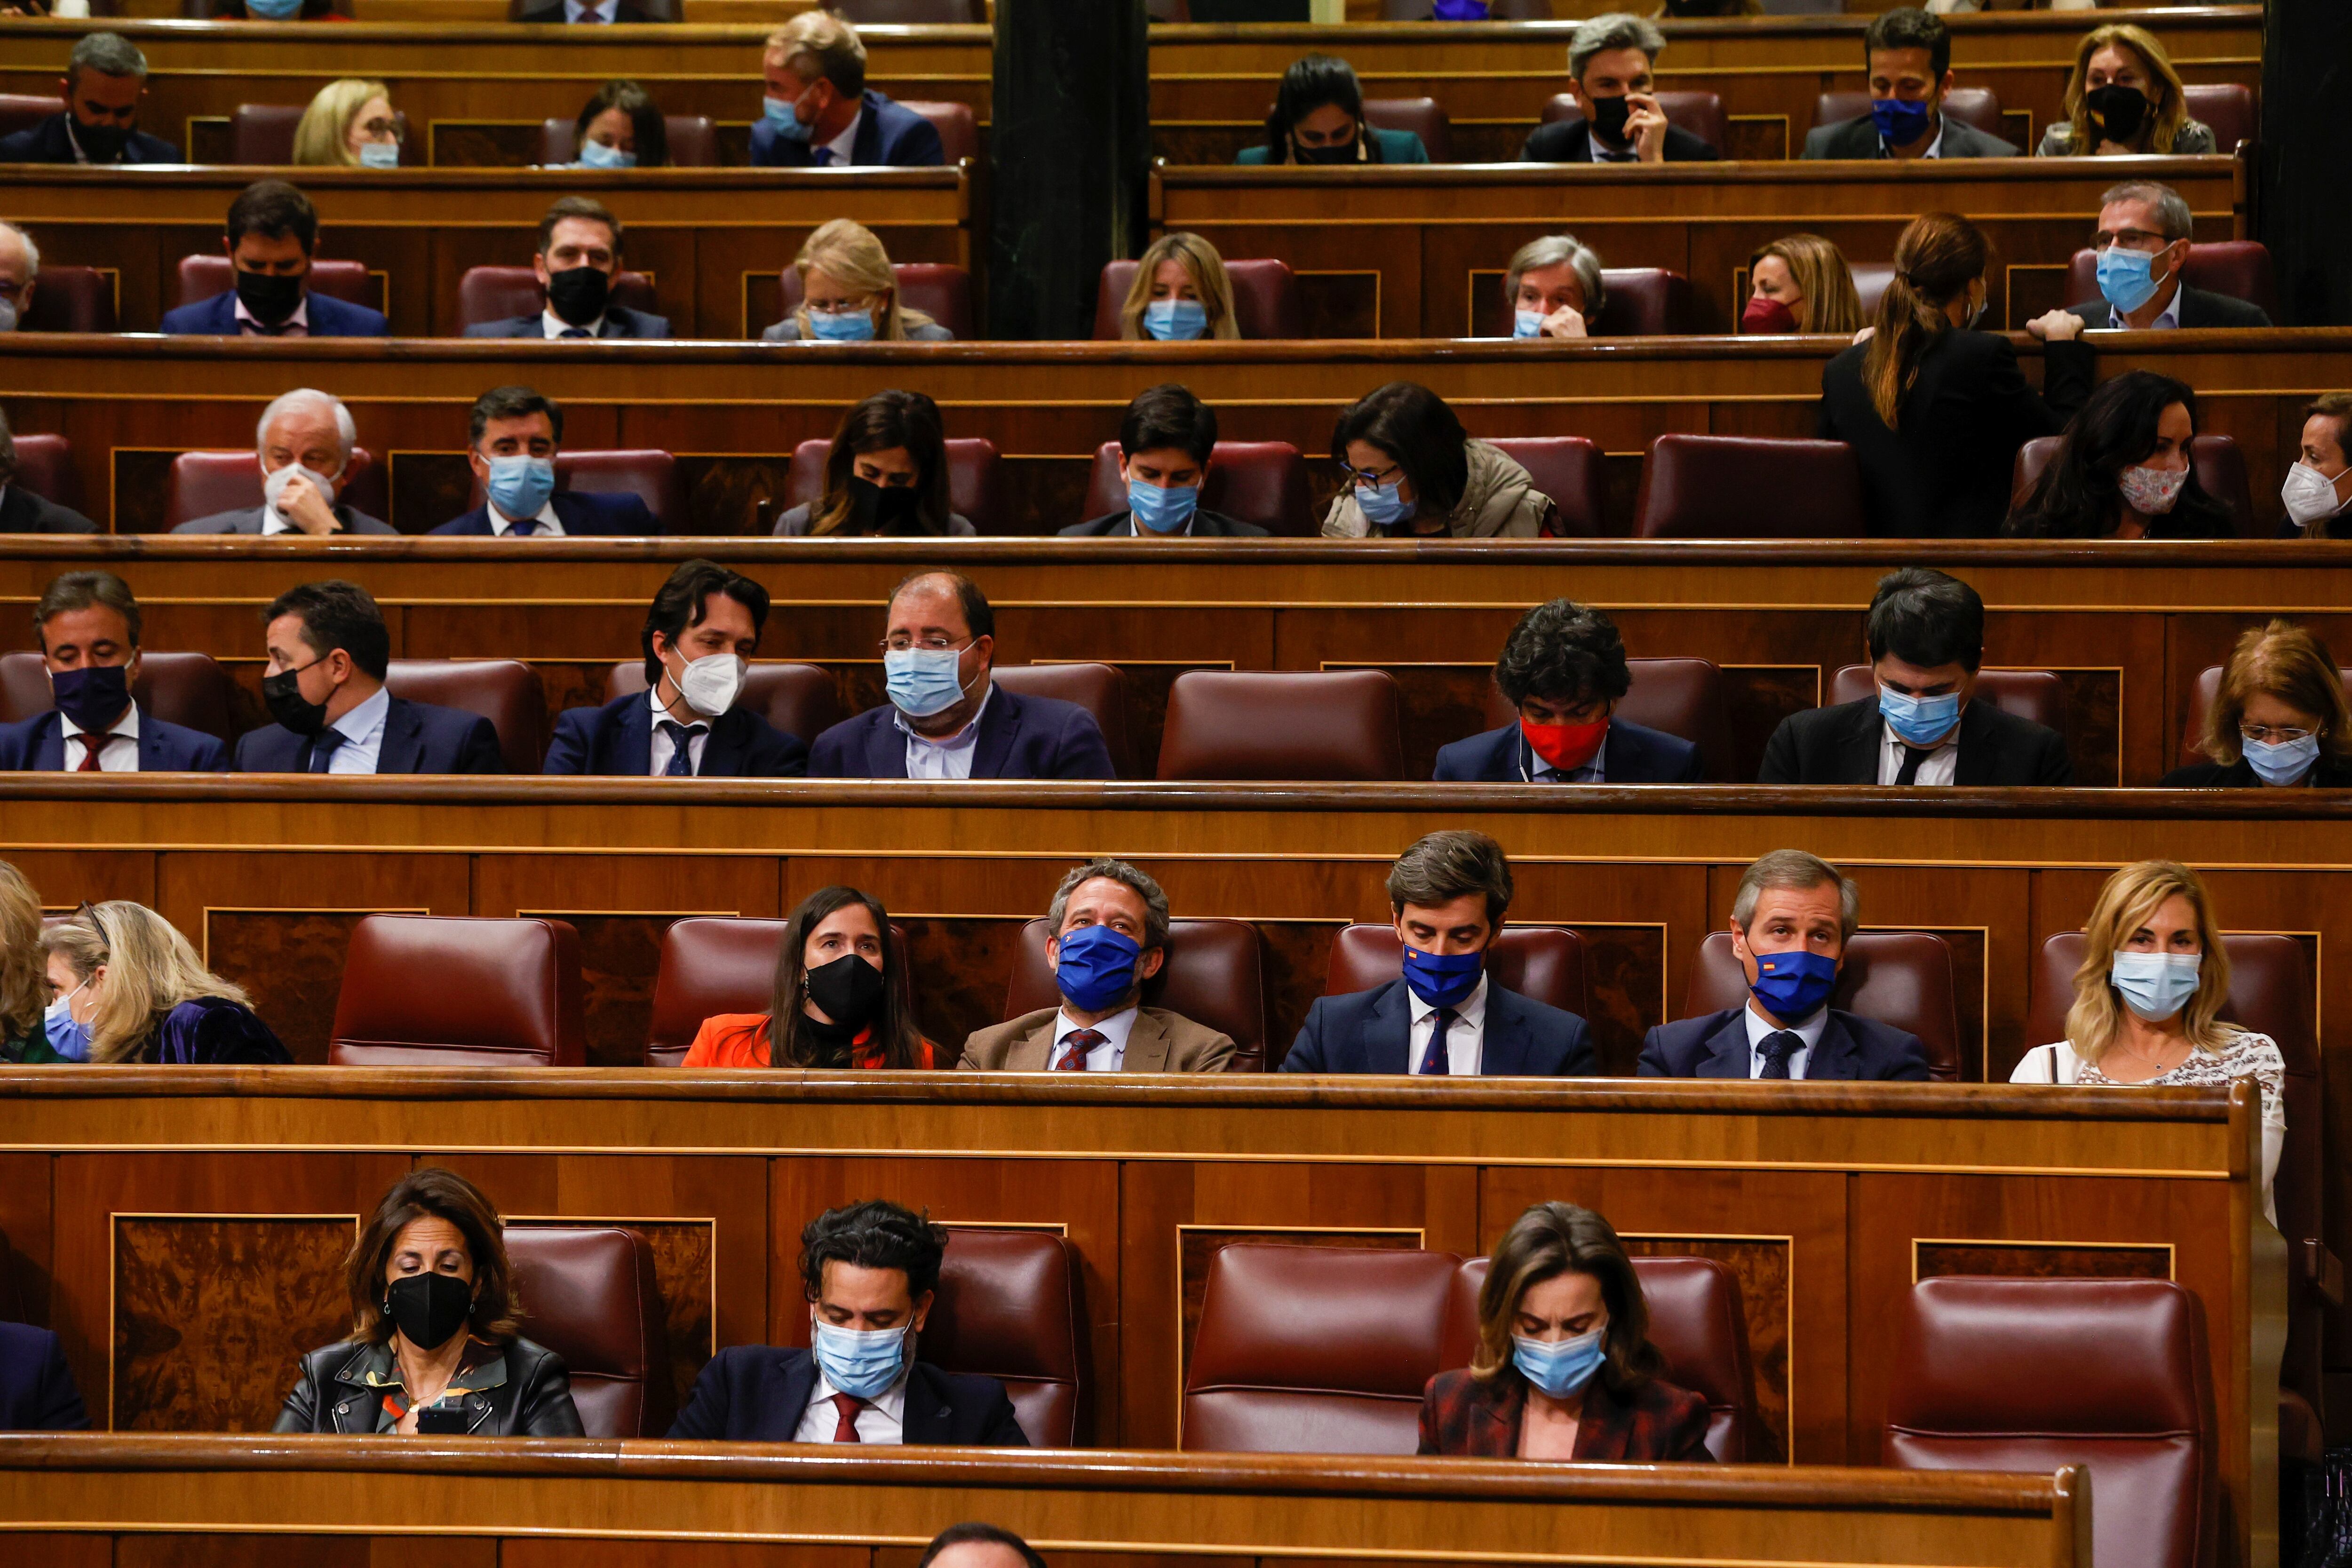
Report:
1050,1004,1136,1070
2106,281,2183,331
540,307,605,340
486,498,565,537
1406,972,1488,1076
233,292,310,338
793,1362,909,1444
1743,998,1830,1080
818,109,863,168
646,688,710,777
57,701,141,772
321,684,392,775
897,685,992,780
1879,115,1947,159
1525,730,1607,785
1876,721,1960,786
564,0,615,17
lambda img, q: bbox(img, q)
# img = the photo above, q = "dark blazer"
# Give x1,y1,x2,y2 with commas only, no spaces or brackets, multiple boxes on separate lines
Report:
1758,694,2072,787
171,503,396,536
750,90,945,169
233,694,506,775
1236,125,1428,165
0,1323,88,1431
2063,287,2273,330
137,995,291,1065
1281,977,1595,1077
461,303,671,340
809,686,1116,780
1433,718,1701,784
1059,507,1268,538
0,486,95,533
1519,118,1719,163
1819,333,2092,539
157,289,389,338
429,490,658,537
0,114,181,165
1417,1368,1712,1462
544,691,809,777
0,708,228,772
1801,113,2018,159
1636,1005,1931,1081
2161,755,2352,788
515,0,654,17
275,1337,584,1436
668,1345,1030,1445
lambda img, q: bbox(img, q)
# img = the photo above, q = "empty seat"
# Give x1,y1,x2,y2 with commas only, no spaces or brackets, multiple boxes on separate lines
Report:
2064,241,2277,322
1321,923,1591,1024
0,649,238,746
384,659,548,773
467,449,690,534
1093,259,1304,341
505,1225,672,1438
1590,269,1694,336
162,449,390,533
328,915,587,1066
1080,440,1314,537
1851,262,1895,319
1814,88,2004,143
926,1228,1085,1446
1633,436,1867,539
604,661,844,748
1826,664,2069,741
2178,663,2352,765
898,101,980,166
177,255,376,312
988,664,1133,779
1156,669,1403,781
230,103,416,166
1479,656,1731,780
8,433,83,512
1001,915,1268,1071
644,915,789,1067
1540,90,1727,156
457,266,659,330
1363,96,1453,163
784,437,1001,534
2182,83,2255,154
777,262,974,341
19,266,115,334
2010,432,2255,540
536,114,718,167
1681,929,1962,1081
1482,437,1603,538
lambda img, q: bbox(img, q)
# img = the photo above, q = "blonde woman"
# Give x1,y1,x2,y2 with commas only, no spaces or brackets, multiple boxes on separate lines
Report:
2011,861,2283,1220
2036,25,2216,158
292,79,401,169
1744,234,1864,337
1118,232,1240,343
40,902,287,1065
0,862,54,1063
763,219,950,343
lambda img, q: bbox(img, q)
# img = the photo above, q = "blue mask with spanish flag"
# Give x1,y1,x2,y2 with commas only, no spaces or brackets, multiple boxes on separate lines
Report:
1749,949,1836,1021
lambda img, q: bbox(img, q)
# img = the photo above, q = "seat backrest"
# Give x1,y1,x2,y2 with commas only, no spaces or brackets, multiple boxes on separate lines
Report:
988,663,1133,779
506,1225,671,1438
1181,1242,1459,1454
1815,88,2002,142
21,266,116,334
1362,96,1453,163
2064,242,2278,322
644,915,788,1067
383,658,548,773
1156,669,1404,781
466,449,687,533
1093,259,1303,341
162,449,390,532
604,660,844,748
1481,655,1731,780
1539,90,1725,155
2182,82,2256,154
1634,435,1867,540
1884,1276,2217,1568
1481,437,1603,539
1826,664,2069,741
1080,440,1315,537
7,433,83,511
178,254,375,312
2179,663,2352,765
1589,269,1693,337
782,437,1001,534
777,262,976,341
456,265,659,328
897,100,981,165
0,95,55,141
0,649,238,746
925,1228,1085,1446
1002,915,1268,1071
1851,262,1895,319
328,915,587,1066
230,103,416,166
1321,923,1591,1023
2010,433,2256,540
536,114,719,167
1681,929,1962,1081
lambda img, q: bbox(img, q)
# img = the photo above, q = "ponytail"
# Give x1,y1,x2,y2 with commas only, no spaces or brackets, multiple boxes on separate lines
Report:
1861,212,1990,432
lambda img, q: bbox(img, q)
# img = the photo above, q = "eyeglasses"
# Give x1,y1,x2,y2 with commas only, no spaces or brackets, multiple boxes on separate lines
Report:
809,299,875,317
358,118,404,143
1346,462,1403,490
880,635,970,654
2095,228,2171,250
2241,724,2316,744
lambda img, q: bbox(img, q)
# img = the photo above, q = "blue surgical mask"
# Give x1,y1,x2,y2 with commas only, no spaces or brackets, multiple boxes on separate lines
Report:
1513,309,1546,339
1054,923,1143,1012
1356,478,1413,530
1877,684,1962,748
764,93,816,144
810,1318,907,1401
1400,945,1483,1010
575,138,636,170
2096,245,2164,316
1513,1327,1605,1400
2109,950,2201,1023
357,140,400,169
246,0,304,16
807,308,876,342
1143,299,1208,341
485,454,556,523
1748,947,1837,1023
1869,96,1934,147
2244,733,2321,787
883,645,971,720
1128,478,1199,534
44,985,91,1063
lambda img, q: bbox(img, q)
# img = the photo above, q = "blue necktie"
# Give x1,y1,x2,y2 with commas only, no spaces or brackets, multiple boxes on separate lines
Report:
508,517,538,537
811,147,833,167
1758,1031,1803,1079
658,721,701,777
559,327,590,339
303,728,347,774
1418,1008,1455,1075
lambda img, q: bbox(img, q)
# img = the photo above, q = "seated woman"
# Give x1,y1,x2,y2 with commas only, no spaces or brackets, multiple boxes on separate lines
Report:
1420,1201,1712,1461
684,886,944,1068
2035,25,2217,157
40,902,288,1065
276,1168,584,1436
2003,370,2234,540
567,79,668,170
774,390,976,537
1502,234,1603,342
1238,55,1430,167
2162,620,2352,788
1743,233,1865,337
292,80,400,167
1321,382,1554,539
0,861,56,1064
1118,232,1240,343
764,219,953,343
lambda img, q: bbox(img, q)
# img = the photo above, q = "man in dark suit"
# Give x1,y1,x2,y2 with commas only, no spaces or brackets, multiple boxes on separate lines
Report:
2062,180,2274,331
1284,831,1595,1076
669,1199,1029,1445
1759,567,2072,786
0,1322,88,1431
751,11,945,169
1436,599,1702,784
1519,14,1718,164
431,385,658,537
0,32,180,165
1062,384,1267,539
809,571,1115,780
514,0,656,20
234,579,504,774
1800,8,2018,160
1638,850,1930,1081
172,389,395,536
158,182,389,339
461,197,671,340
0,412,95,533
545,559,809,776
0,570,227,772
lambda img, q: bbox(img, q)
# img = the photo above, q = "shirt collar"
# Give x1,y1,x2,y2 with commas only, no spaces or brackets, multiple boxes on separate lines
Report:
1744,994,1831,1050
1528,729,1608,782
542,307,605,339
235,291,310,333
489,497,563,534
333,683,393,747
1406,971,1488,1028
823,105,863,165
1882,113,1946,159
564,0,615,16
1055,1003,1138,1054
811,1358,910,1423
2108,279,2183,331
646,685,706,732
892,682,993,751
1881,719,1959,756
57,700,140,742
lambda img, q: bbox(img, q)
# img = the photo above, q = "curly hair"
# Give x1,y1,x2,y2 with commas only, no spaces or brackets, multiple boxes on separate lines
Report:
799,1198,948,1301
1494,599,1631,709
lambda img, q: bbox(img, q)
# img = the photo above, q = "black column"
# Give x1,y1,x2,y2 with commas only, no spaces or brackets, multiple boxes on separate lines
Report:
2258,0,2352,326
987,0,1151,341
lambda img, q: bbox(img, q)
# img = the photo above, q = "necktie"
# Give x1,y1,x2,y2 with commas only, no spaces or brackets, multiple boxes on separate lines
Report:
303,728,347,774
559,327,590,340
508,517,539,537
1418,1007,1456,1075
658,720,700,777
811,148,834,168
1054,1027,1103,1071
1597,147,1636,163
76,732,111,772
1893,744,1935,786
1757,1030,1804,1079
828,1392,864,1442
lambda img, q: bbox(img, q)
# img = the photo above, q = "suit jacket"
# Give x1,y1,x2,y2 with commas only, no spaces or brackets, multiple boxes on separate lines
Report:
1636,1005,1931,1081
668,1345,1030,1445
750,90,945,169
1802,113,2018,159
1417,1368,1711,1462
1282,978,1595,1076
0,113,180,165
156,289,389,338
2063,286,2274,330
429,489,658,537
1433,718,1701,784
0,708,227,772
1519,118,1720,163
275,1337,582,1436
233,694,505,774
2161,755,2352,788
172,502,395,536
515,0,654,17
809,687,1116,780
1236,125,1429,165
462,303,671,340
958,1004,1237,1073
0,1323,88,1432
1758,695,2073,787
0,485,95,533
543,691,808,777
1059,508,1268,538
1818,332,2093,539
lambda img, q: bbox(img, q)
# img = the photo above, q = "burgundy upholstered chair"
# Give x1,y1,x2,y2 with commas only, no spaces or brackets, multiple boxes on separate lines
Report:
1633,436,1868,539
161,449,390,532
1680,930,1963,1081
328,915,587,1066
0,650,238,746
383,659,549,773
506,1225,673,1437
925,1227,1086,1446
1156,670,1404,780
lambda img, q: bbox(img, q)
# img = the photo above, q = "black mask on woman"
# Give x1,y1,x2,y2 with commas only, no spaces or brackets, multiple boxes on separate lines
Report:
261,665,330,736
804,952,886,1034
2085,84,2149,145
385,1271,473,1350
1294,138,1360,165
848,475,925,534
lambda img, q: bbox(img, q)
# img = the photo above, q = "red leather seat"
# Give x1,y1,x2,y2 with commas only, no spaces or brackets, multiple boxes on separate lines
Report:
989,664,1132,779
1815,88,2004,143
230,103,416,166
0,649,239,747
383,659,548,773
1884,1276,2217,1568
1826,664,2068,741
784,437,1001,534
1093,259,1304,341
0,95,54,142
1002,915,1268,1071
1540,90,1727,156
644,915,789,1067
8,434,84,512
2010,432,2256,540
457,266,660,330
1589,269,1693,336
2183,83,2255,155
1156,669,1404,780
535,114,718,167
1481,437,1603,538
162,449,390,532
898,100,980,165
178,255,376,313
1850,262,1895,320
467,449,689,533
777,262,974,341
927,1228,1085,1446
1681,929,1962,1081
1634,435,1868,539
1364,96,1453,163
2177,663,2352,765
827,0,985,17
604,661,843,748
328,915,587,1066
19,267,116,334
1081,440,1314,537
1481,656,1731,780
2064,241,2277,323
1322,924,1590,1022
505,1225,672,1438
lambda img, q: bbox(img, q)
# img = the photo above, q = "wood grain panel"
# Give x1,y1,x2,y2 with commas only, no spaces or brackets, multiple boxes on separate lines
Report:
203,911,389,1067
1,851,157,913
116,1537,498,1568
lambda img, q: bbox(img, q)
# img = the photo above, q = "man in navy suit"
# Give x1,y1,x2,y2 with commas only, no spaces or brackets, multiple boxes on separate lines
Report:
158,181,389,339
0,32,180,166
751,12,944,169
430,385,659,537
1284,831,1595,1077
1435,599,1703,784
670,1199,1028,1445
233,580,505,774
0,1322,88,1431
1637,850,1930,1082
0,571,226,772
809,572,1115,780
461,198,671,340
545,559,809,776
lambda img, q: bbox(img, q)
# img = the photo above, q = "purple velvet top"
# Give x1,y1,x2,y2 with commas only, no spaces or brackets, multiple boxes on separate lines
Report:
143,997,290,1066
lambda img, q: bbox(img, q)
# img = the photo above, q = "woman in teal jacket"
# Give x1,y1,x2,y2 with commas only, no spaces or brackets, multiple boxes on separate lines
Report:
1238,55,1431,166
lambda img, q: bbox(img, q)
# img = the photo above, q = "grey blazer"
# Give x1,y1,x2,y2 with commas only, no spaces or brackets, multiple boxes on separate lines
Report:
1802,113,2019,160
762,317,956,343
172,504,397,536
773,501,974,537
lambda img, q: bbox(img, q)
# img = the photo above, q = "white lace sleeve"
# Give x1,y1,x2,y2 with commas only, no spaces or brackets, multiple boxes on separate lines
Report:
2230,1033,2287,1228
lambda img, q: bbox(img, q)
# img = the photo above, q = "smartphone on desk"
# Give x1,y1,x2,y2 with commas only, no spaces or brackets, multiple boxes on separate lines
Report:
416,1398,470,1434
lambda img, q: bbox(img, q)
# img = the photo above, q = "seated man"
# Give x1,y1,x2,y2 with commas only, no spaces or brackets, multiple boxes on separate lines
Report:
0,1321,88,1431
1436,598,1701,783
1284,830,1594,1076
234,580,504,773
0,32,180,165
669,1199,1028,1445
545,558,809,776
172,389,394,535
1759,567,2071,786
1801,8,2017,160
1519,14,1718,165
462,198,671,340
1061,384,1266,539
0,410,95,533
0,570,226,772
431,385,658,537
1637,850,1930,1081
809,571,1115,780
158,181,389,339
515,0,660,20
2062,180,2273,331
752,12,944,169
959,858,1237,1073
0,223,39,337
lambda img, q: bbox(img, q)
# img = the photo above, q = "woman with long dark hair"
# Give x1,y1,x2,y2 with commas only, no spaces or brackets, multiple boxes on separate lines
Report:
569,80,669,169
2003,370,2234,540
682,887,943,1069
1238,55,1430,166
775,390,974,538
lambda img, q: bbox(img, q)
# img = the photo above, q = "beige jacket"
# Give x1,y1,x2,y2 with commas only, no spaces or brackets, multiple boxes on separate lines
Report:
958,1005,1237,1073
1320,438,1550,540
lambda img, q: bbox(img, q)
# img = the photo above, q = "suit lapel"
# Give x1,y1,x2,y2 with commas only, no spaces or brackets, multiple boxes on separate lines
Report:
32,714,64,772
1572,1379,1630,1461
1835,700,1882,785
851,97,883,165
866,711,910,779
1952,701,1995,787
1467,1377,1525,1458
1367,981,1414,1074
1697,1011,1752,1079
1806,1011,1857,1081
374,699,420,775
1009,1016,1059,1072
1125,1011,1173,1073
902,1361,954,1443
775,1349,820,1440
969,688,1019,779
617,698,655,777
1478,987,1526,1077
696,708,749,778
135,716,169,772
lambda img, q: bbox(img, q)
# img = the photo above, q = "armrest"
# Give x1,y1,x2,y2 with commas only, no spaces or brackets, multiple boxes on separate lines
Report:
2302,1238,2343,1308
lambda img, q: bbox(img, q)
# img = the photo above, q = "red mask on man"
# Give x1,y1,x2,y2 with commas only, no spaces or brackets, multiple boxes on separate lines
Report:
1741,295,1799,334
1521,716,1608,772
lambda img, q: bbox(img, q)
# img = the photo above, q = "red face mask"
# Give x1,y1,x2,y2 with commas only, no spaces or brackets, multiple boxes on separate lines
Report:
1521,716,1608,772
1741,294,1799,335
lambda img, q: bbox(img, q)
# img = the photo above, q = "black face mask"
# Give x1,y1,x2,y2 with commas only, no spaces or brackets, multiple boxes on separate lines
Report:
804,952,886,1034
262,662,330,737
545,265,610,328
234,268,306,328
1294,138,1359,165
385,1271,474,1351
2085,83,2149,146
73,118,129,162
51,664,133,733
1587,94,1634,145
848,475,925,535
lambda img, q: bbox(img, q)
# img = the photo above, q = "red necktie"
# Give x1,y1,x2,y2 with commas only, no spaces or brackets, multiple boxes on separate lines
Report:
829,1392,864,1442
1054,1027,1104,1071
76,733,110,772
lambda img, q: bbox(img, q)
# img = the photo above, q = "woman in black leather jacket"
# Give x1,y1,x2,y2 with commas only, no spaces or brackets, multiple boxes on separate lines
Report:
275,1167,582,1437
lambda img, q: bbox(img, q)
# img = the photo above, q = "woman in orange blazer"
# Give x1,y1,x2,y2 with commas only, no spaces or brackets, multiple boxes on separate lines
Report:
684,885,945,1070
1419,1202,1712,1462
